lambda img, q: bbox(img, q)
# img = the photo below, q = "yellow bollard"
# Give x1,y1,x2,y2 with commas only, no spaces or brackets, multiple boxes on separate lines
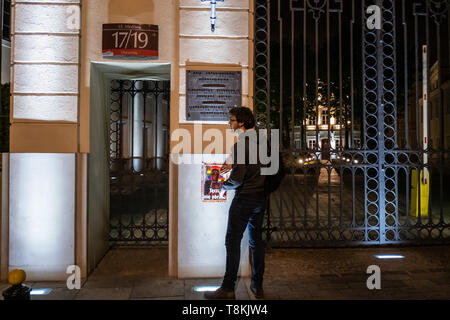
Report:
8,269,26,285
409,169,430,217
2,269,32,300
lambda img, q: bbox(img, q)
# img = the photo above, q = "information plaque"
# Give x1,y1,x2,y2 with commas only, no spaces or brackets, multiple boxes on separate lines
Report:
186,70,242,121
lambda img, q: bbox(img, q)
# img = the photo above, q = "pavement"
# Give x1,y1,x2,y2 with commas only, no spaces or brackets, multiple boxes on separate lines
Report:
1,246,450,300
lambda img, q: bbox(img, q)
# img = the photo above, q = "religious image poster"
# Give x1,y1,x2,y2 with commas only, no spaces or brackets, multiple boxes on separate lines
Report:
201,163,229,202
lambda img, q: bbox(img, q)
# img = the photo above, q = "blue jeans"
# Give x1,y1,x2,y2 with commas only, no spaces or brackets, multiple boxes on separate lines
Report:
221,194,267,291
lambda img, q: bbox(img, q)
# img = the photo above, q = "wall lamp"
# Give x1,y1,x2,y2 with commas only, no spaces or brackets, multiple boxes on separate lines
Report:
201,0,224,32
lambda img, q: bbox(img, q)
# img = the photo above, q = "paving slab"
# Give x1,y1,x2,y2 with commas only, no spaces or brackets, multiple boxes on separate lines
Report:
75,287,132,300
235,278,250,300
136,296,185,300
30,281,70,289
81,276,134,289
130,278,184,299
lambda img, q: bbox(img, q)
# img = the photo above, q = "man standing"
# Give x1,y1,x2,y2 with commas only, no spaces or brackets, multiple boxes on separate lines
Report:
204,107,267,300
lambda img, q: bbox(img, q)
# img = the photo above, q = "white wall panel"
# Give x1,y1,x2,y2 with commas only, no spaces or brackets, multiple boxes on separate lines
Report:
13,95,78,122
14,35,79,63
9,153,75,281
177,154,250,278
14,64,78,94
15,4,80,34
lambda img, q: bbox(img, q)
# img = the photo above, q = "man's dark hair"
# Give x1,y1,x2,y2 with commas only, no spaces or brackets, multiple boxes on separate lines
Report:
229,107,256,129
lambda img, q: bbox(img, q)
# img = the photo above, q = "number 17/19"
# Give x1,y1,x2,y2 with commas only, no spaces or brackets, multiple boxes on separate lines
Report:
112,31,149,49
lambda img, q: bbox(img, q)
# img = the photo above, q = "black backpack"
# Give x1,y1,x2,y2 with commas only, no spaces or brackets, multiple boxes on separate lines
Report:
264,151,286,194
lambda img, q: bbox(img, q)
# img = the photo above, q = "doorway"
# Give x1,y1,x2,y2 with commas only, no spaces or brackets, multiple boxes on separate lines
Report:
321,139,330,161
87,62,171,274
109,80,170,245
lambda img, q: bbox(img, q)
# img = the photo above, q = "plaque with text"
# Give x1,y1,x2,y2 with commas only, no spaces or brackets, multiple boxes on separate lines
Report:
102,24,158,59
186,70,242,121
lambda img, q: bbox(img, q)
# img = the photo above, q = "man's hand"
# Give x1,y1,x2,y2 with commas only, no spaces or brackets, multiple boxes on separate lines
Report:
221,155,233,174
221,163,232,174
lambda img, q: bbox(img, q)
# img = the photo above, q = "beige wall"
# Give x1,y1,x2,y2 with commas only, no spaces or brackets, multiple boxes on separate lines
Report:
172,0,254,276
80,0,178,153
80,0,253,277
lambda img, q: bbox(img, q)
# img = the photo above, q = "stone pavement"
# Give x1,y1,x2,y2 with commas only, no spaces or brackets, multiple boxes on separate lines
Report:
1,246,450,300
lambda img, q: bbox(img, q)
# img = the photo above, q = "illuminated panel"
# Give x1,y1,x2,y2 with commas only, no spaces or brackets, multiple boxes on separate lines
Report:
177,154,250,278
9,154,75,281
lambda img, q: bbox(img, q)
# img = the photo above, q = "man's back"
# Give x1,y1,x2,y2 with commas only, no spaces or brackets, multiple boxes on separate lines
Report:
222,129,266,198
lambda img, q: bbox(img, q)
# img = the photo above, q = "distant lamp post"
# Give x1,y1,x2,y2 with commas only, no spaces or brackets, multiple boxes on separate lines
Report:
201,0,224,32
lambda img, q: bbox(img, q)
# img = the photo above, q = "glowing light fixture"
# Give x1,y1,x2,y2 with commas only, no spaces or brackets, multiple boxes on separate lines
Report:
375,255,405,259
30,288,52,295
201,0,224,32
193,286,221,292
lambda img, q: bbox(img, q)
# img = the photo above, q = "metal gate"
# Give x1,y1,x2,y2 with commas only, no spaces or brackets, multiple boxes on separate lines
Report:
254,0,450,246
109,80,170,245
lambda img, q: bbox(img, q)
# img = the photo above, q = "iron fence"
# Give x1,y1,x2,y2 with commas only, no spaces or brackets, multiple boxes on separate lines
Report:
255,0,450,247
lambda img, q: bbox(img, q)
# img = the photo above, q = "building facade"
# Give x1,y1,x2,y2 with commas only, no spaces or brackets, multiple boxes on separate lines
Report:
0,0,254,281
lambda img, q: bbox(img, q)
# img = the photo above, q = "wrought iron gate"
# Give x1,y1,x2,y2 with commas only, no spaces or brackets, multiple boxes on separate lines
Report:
109,80,170,245
255,0,450,246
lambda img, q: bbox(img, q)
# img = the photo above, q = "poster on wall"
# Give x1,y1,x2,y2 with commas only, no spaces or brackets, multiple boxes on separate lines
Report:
201,163,230,202
102,24,158,59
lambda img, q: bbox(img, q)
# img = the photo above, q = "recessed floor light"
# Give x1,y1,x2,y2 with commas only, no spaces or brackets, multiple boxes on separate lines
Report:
193,286,220,292
374,255,405,259
30,288,52,295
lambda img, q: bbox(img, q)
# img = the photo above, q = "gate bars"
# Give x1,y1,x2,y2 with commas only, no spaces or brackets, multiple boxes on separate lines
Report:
109,80,170,245
254,0,450,247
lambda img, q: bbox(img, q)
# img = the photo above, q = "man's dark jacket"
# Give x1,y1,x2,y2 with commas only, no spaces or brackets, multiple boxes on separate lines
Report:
222,129,267,198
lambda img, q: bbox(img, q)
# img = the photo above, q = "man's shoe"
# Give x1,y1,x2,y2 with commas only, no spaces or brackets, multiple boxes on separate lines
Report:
204,287,235,300
250,285,264,299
